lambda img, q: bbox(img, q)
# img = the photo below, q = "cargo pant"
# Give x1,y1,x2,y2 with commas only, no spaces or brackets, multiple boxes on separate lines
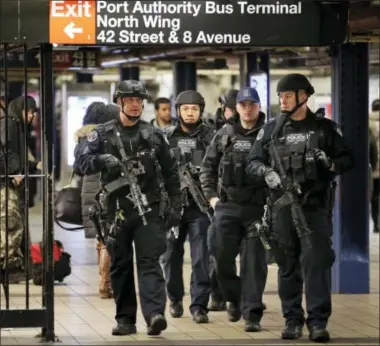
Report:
0,185,24,270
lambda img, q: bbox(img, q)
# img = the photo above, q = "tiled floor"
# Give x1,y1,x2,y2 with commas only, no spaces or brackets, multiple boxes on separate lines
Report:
0,204,379,345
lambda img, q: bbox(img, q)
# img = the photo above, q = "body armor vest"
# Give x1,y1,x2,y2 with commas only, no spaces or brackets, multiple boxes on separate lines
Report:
218,126,266,205
271,120,321,184
101,125,160,208
168,127,209,208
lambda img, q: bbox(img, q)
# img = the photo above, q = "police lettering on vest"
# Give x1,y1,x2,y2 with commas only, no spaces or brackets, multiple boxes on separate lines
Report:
233,140,252,152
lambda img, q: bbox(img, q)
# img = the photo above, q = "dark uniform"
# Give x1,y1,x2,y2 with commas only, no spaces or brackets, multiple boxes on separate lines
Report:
205,89,239,133
74,80,181,336
206,89,239,311
245,74,355,342
160,90,213,323
200,87,268,332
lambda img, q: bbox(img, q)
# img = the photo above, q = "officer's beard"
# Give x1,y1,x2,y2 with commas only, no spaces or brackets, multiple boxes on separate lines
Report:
179,116,201,131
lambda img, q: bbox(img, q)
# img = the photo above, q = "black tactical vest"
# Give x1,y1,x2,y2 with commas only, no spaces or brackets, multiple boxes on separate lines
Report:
101,122,160,201
168,127,208,168
271,119,322,184
218,125,266,205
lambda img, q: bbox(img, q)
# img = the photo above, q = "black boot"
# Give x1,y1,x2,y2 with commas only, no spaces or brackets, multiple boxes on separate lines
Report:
112,323,137,336
192,310,209,324
169,301,183,318
227,302,241,322
147,314,167,336
281,322,303,340
309,325,330,343
244,321,262,332
208,298,227,311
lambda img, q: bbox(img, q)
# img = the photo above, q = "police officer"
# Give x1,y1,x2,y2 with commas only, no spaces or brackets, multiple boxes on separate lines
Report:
74,80,182,336
207,89,239,312
160,90,213,323
205,89,239,132
200,87,268,332
245,74,355,342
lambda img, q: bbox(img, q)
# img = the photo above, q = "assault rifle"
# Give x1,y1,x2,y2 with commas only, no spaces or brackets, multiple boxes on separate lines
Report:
111,130,151,225
179,162,213,221
268,139,312,249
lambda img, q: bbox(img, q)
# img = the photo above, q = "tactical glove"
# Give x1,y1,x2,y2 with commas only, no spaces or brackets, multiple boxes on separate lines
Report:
97,154,122,175
264,168,282,189
165,210,181,230
314,149,332,169
165,196,182,229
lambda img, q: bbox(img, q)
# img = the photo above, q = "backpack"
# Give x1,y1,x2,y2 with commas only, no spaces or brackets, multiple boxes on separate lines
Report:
30,240,72,286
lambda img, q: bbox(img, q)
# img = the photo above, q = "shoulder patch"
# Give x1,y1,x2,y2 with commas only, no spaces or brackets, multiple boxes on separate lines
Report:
86,130,98,143
256,128,264,140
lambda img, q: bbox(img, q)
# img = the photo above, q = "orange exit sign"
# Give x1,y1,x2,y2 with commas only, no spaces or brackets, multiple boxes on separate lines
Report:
49,0,96,45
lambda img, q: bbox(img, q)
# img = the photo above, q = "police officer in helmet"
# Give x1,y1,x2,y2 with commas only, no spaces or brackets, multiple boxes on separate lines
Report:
160,90,213,323
246,74,355,342
207,88,238,311
200,87,268,332
74,80,182,336
205,89,239,131
219,89,239,124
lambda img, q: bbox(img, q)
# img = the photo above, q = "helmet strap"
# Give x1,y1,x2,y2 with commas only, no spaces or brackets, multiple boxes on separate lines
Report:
120,99,143,122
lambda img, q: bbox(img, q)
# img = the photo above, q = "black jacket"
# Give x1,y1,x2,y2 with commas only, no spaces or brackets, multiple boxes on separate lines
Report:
200,112,267,204
74,118,181,211
0,97,31,176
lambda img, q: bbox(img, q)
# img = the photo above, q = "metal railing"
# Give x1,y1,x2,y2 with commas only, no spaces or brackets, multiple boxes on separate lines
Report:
0,43,56,342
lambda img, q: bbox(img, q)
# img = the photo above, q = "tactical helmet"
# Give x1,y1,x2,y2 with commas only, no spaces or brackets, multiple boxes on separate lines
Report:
276,73,315,96
372,99,380,112
113,80,150,103
175,90,205,109
219,89,238,109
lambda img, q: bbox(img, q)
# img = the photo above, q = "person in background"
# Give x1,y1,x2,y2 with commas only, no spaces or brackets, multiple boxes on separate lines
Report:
0,93,5,115
151,97,177,129
205,89,239,132
73,102,118,299
369,99,380,233
1,95,39,281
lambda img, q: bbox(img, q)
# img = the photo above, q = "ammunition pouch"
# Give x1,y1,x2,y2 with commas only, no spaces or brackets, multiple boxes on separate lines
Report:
234,162,245,188
219,156,247,188
304,151,317,180
220,157,233,186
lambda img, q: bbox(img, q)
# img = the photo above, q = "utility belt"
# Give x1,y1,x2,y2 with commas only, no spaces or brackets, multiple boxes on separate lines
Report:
218,183,267,205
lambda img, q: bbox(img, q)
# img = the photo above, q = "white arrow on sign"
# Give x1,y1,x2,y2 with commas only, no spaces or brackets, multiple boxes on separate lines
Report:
64,22,83,39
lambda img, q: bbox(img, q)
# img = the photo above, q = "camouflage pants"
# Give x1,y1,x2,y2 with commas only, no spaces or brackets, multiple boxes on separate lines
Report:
0,185,24,270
